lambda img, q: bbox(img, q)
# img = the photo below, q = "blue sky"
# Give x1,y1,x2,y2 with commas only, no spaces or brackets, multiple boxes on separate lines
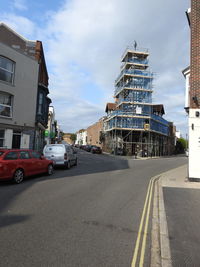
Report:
0,0,190,136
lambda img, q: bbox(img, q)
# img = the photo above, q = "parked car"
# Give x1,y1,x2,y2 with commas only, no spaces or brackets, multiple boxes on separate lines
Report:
91,146,102,154
0,149,54,184
43,144,77,168
85,145,93,152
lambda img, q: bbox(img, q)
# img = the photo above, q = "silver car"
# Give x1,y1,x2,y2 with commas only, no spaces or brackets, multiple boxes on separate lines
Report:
43,144,77,168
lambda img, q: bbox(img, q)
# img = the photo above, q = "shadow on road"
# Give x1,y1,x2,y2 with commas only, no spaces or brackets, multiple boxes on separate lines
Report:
0,150,129,228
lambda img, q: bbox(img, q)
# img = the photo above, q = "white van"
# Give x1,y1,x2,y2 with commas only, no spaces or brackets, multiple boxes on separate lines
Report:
43,144,77,168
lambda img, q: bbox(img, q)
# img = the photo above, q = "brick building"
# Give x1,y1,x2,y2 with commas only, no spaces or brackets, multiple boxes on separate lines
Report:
183,1,200,180
86,118,104,148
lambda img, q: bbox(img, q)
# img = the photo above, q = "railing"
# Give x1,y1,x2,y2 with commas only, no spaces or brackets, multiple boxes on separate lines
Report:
121,46,149,61
115,69,153,84
121,58,148,69
114,83,153,96
106,110,151,120
151,114,169,126
118,97,152,105
104,115,169,135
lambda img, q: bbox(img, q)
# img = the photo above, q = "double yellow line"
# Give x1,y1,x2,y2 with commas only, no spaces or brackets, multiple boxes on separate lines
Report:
131,176,159,267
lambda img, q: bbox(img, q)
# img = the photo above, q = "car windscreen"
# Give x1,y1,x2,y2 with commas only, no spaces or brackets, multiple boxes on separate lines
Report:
44,146,64,154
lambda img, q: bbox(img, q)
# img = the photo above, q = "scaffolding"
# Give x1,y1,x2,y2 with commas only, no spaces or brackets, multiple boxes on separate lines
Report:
104,45,171,157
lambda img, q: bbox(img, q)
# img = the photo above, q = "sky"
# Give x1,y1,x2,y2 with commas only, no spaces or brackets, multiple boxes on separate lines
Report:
0,0,190,137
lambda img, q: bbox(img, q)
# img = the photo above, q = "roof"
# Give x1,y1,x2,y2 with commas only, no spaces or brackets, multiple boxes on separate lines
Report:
152,104,165,115
105,103,117,113
0,22,36,44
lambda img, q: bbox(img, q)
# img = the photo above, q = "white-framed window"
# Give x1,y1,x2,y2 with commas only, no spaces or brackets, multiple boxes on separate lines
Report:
0,56,15,84
0,129,5,147
0,92,13,118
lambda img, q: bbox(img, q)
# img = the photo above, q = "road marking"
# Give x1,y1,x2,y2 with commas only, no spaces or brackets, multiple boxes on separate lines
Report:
131,178,153,266
131,176,158,267
139,177,155,266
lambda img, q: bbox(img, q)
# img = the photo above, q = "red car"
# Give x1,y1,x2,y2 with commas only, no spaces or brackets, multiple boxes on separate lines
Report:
0,149,54,184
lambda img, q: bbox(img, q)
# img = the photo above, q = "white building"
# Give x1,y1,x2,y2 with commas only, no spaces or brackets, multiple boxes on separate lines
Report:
75,129,87,145
45,106,56,144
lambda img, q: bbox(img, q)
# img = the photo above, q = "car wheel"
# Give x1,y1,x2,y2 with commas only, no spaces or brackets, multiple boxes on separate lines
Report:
47,164,54,175
67,161,71,169
13,169,24,184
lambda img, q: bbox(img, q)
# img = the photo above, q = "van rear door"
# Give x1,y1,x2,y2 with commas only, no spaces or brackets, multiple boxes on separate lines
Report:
44,145,65,164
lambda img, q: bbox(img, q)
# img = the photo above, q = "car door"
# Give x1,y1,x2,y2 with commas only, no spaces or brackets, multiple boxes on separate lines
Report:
18,151,34,176
2,151,19,178
30,151,44,174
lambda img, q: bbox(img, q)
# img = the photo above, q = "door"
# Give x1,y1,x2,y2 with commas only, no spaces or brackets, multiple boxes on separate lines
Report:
30,151,44,173
3,151,19,178
12,131,21,149
21,134,30,149
18,151,34,176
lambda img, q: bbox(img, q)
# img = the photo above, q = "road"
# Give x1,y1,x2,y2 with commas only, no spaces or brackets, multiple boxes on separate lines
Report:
0,150,186,267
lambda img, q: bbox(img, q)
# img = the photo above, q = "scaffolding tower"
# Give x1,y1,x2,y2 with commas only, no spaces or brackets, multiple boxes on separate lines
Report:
104,45,171,157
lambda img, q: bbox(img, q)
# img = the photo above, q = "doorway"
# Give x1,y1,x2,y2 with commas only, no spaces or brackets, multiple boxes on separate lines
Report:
12,131,21,149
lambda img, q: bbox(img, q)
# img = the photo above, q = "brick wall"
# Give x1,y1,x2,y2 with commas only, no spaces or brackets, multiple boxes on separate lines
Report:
190,0,200,108
87,120,103,147
0,24,36,59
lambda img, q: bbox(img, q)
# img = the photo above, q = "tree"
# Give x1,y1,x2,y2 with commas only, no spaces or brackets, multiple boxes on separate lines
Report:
70,133,77,143
175,137,188,154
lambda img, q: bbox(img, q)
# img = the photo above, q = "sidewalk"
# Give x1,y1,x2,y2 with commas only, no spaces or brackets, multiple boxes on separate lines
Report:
156,164,200,266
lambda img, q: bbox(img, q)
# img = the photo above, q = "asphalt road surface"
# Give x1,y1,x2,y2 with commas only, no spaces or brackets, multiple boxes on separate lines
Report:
0,150,186,267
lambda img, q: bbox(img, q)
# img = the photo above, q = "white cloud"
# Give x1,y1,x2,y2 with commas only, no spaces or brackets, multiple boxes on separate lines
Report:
0,0,190,136
0,13,36,38
13,0,28,11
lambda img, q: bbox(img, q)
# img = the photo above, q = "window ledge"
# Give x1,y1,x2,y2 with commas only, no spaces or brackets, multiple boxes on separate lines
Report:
0,80,15,87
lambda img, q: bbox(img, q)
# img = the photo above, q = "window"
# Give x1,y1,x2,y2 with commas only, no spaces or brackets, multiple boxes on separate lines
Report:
31,151,41,159
19,151,30,159
38,92,44,115
4,151,18,160
0,130,5,147
44,145,64,153
0,56,15,84
0,92,12,117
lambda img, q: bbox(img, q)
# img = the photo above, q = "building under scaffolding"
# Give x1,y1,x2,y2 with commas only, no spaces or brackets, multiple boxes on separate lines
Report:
103,46,174,156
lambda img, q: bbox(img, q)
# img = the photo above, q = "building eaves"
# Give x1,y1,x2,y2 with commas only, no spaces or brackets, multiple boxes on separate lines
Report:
0,22,36,45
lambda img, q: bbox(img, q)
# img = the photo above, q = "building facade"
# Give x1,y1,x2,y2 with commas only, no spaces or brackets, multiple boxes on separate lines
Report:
0,22,51,151
184,1,200,180
103,46,173,156
75,129,87,146
45,106,57,145
86,118,104,148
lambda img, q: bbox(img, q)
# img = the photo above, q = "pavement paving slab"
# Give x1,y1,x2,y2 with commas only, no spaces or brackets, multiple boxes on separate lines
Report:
163,187,200,267
160,164,200,267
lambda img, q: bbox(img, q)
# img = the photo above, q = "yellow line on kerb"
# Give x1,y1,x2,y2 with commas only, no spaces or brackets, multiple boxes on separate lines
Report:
139,177,155,266
131,178,153,267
